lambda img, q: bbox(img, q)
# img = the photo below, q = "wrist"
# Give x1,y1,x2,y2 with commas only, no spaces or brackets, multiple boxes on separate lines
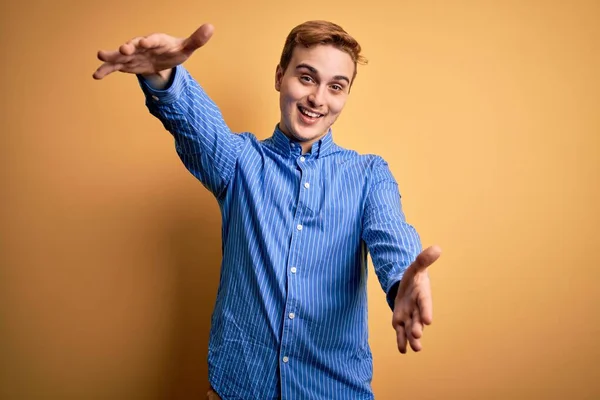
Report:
387,281,401,311
141,69,173,90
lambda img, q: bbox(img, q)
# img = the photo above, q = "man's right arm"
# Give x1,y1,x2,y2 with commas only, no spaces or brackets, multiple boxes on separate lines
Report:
138,65,246,198
94,24,245,197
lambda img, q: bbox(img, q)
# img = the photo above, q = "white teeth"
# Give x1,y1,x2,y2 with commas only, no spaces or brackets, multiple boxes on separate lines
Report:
300,106,322,118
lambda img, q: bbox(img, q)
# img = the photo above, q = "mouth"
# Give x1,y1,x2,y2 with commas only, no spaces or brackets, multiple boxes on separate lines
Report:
298,105,325,119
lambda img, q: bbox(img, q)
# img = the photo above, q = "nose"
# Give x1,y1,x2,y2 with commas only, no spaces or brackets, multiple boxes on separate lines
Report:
307,86,326,108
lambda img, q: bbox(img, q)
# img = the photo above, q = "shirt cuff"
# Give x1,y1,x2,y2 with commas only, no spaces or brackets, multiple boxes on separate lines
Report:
386,279,401,311
136,65,186,105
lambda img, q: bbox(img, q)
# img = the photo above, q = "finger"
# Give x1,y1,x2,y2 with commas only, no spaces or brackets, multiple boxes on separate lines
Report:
97,49,120,62
119,37,143,55
93,62,123,79
417,286,433,325
139,35,161,49
183,23,214,53
406,317,422,352
396,321,407,354
411,307,424,339
392,304,406,329
97,50,135,66
411,245,442,274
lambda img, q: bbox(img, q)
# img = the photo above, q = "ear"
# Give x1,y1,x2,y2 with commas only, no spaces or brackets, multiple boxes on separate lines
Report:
275,65,283,92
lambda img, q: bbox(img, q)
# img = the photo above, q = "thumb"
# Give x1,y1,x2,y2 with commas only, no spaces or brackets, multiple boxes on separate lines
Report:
410,245,442,274
183,23,214,53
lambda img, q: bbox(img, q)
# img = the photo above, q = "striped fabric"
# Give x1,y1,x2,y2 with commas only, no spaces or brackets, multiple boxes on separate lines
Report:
138,65,422,400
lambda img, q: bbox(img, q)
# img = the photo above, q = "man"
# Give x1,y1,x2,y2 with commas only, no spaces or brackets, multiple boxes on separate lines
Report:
94,20,441,400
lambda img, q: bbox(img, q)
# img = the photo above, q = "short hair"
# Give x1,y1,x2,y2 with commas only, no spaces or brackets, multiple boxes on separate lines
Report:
278,20,368,83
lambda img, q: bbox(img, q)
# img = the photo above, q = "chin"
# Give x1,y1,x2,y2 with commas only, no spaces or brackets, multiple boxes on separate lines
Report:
294,119,328,137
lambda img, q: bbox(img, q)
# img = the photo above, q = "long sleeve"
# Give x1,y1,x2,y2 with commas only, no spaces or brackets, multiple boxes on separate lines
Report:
137,65,247,198
361,157,422,310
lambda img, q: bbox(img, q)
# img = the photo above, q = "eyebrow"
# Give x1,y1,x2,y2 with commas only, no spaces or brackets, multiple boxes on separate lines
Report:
295,63,350,85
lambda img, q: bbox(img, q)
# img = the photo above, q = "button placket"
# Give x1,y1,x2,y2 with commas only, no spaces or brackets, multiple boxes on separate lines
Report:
281,153,310,375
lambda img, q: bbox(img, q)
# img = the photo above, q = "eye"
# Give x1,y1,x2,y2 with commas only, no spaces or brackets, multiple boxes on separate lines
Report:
300,75,315,83
331,84,343,91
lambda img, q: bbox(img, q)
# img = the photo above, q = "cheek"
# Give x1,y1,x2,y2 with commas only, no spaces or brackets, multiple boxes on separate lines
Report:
328,98,347,116
282,81,306,102
280,89,297,114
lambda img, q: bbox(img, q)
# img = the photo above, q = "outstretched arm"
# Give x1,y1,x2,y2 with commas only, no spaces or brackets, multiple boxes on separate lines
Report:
93,24,247,197
362,157,442,354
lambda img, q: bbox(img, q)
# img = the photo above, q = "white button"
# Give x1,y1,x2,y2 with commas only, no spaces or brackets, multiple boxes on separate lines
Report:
296,224,303,231
283,356,289,363
151,95,159,101
304,182,310,189
299,156,306,162
289,312,295,319
290,267,297,274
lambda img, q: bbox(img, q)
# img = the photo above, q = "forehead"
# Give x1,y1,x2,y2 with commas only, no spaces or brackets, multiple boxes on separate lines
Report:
288,44,355,78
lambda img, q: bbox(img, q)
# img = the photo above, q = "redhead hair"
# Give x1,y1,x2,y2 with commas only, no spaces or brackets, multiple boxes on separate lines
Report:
278,20,368,83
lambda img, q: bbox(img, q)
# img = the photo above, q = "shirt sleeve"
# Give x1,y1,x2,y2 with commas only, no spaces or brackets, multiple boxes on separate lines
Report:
137,65,246,198
361,156,422,311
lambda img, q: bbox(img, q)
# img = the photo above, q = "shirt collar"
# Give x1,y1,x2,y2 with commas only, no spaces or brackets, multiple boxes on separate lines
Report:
272,124,335,159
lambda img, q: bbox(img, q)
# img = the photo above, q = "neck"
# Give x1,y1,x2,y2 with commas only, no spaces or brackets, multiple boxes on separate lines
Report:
299,141,314,154
277,125,328,155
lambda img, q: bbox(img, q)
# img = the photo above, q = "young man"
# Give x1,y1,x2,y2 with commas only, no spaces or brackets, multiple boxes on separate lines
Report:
94,21,441,400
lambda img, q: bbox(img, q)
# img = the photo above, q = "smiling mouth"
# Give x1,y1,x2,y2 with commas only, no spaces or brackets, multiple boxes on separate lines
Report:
298,105,324,118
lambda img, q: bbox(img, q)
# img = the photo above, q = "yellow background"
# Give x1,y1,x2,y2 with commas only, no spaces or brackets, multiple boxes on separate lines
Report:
1,0,599,398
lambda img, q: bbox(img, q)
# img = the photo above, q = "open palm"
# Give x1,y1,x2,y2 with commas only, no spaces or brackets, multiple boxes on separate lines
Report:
93,23,214,80
392,245,442,353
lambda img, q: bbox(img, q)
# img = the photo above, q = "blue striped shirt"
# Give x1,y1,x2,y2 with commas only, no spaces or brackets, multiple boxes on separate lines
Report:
138,65,421,399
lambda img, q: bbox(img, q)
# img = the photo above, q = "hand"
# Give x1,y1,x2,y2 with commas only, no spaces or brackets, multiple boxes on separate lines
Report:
92,23,214,80
392,245,442,354
206,387,222,400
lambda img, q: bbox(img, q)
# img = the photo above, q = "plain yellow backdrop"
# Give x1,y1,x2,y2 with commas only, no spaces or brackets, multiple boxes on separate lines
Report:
1,0,599,399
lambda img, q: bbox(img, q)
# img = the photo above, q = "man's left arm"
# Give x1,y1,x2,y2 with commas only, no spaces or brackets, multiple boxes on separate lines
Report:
361,156,441,354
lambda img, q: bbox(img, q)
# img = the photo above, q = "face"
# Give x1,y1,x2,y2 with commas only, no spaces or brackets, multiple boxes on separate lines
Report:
275,44,355,150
